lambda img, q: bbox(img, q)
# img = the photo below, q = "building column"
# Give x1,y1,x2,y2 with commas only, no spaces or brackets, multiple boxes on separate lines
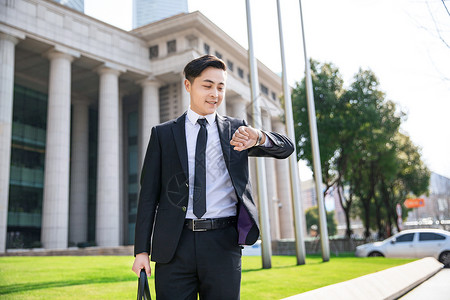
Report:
217,96,226,116
41,51,74,249
139,79,160,169
0,33,19,252
69,99,89,245
230,97,247,120
262,111,281,240
96,66,121,247
273,120,295,239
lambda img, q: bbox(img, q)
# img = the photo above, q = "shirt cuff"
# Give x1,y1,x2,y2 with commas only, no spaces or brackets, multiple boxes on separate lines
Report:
260,133,273,148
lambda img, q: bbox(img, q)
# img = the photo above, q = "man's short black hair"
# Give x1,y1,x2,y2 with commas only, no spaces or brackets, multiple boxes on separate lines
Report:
184,55,227,83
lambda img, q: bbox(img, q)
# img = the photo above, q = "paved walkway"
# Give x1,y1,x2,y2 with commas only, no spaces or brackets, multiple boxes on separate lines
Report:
399,268,450,299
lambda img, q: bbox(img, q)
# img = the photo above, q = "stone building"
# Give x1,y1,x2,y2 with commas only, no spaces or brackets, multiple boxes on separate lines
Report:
405,172,450,230
0,0,296,252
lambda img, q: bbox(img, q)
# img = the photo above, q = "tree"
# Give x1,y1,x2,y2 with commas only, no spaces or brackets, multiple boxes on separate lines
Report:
292,60,345,194
292,60,355,237
305,206,337,236
292,60,430,240
378,133,430,234
342,69,402,239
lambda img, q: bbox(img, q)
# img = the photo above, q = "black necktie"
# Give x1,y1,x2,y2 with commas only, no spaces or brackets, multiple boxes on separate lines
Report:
193,118,208,218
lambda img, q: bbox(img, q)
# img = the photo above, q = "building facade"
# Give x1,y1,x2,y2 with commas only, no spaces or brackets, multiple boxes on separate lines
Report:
405,172,450,230
0,0,296,252
133,0,188,28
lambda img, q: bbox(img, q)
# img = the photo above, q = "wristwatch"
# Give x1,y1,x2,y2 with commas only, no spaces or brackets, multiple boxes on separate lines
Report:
253,130,263,147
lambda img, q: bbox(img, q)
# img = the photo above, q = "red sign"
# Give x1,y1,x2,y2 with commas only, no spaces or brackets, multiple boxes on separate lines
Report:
404,198,425,208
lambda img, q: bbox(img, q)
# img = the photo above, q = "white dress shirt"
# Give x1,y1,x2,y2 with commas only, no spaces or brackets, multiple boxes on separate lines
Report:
185,108,237,219
185,108,272,219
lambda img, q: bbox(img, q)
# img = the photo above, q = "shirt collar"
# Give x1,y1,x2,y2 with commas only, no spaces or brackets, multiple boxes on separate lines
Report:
187,107,216,126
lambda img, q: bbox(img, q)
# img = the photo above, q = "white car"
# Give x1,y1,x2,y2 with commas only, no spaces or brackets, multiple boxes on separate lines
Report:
355,228,450,267
242,240,262,256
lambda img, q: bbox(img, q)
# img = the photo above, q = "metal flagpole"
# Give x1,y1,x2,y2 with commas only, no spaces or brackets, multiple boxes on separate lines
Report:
245,0,272,269
276,0,306,265
298,0,330,262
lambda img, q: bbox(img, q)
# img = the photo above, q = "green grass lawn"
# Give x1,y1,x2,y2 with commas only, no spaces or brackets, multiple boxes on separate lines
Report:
0,254,414,299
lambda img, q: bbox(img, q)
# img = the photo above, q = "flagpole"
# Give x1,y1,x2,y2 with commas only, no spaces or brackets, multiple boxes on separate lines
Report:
276,0,306,265
245,0,272,269
298,0,330,262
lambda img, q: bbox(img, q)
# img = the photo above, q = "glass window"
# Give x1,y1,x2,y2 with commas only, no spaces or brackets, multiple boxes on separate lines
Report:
396,233,414,243
87,108,98,243
127,111,139,245
271,92,276,101
215,51,222,59
419,232,446,241
149,45,158,59
8,85,48,249
260,83,269,95
167,40,176,54
238,68,244,79
227,60,234,72
204,43,210,54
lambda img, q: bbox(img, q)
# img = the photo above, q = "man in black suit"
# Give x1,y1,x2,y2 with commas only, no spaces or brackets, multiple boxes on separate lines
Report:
132,55,293,299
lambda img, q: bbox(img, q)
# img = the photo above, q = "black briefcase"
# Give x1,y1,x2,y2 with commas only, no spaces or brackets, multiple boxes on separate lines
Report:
137,268,151,300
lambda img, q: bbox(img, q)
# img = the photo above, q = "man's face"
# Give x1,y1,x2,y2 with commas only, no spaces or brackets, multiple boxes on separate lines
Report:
185,67,226,116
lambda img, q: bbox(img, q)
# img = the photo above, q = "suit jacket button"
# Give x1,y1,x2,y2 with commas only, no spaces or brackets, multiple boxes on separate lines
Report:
182,206,187,212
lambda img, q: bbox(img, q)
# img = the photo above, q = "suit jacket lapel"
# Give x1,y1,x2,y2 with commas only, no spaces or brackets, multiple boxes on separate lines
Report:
216,114,231,169
172,113,189,179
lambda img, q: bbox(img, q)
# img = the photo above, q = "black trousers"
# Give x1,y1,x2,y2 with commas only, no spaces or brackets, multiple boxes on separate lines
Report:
154,225,242,300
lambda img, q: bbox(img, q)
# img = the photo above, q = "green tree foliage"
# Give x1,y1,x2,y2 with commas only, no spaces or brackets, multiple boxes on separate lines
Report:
342,69,403,238
292,60,355,238
378,133,430,235
292,60,430,240
305,206,337,236
292,60,345,193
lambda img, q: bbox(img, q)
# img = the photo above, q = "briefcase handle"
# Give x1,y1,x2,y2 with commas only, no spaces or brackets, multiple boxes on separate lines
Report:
137,268,151,300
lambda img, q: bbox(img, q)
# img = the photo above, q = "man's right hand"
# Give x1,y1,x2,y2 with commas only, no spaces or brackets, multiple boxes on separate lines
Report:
132,252,151,277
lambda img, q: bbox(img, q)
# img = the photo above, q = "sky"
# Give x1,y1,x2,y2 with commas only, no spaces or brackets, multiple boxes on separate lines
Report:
85,0,450,179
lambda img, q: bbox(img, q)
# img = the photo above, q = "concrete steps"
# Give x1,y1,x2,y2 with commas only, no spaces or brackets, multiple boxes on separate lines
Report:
283,257,444,300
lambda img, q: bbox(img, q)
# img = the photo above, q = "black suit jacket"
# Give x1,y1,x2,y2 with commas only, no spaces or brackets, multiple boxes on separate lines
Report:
134,112,294,263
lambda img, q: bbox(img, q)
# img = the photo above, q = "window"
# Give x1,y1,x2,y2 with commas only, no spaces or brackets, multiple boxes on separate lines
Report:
260,83,269,95
227,60,234,72
271,92,276,101
215,51,222,59
149,45,158,59
204,43,210,54
187,35,198,49
419,232,446,241
167,40,176,54
127,111,139,245
238,67,244,79
8,85,48,248
396,233,414,243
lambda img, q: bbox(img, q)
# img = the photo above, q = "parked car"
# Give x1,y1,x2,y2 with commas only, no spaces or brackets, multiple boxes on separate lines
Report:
242,240,262,256
355,228,450,267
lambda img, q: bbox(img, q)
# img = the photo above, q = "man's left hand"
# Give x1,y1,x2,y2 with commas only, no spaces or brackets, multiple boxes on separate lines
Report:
230,126,265,151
